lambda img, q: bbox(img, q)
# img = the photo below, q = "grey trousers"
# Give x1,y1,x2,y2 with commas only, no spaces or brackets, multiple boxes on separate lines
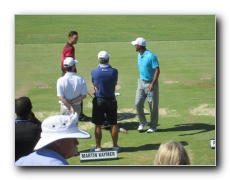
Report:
135,79,159,128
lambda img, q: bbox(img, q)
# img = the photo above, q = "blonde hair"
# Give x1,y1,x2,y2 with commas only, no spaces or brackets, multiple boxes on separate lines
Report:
154,140,190,165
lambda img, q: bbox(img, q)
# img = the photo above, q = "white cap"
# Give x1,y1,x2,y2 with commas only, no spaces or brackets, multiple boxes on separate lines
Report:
131,37,146,46
63,57,78,67
34,113,91,150
98,51,110,60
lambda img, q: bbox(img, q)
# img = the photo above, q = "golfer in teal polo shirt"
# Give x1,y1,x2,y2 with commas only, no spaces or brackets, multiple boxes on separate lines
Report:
131,37,160,133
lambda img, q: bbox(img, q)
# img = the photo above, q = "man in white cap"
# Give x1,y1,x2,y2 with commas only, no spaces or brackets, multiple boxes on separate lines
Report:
15,113,91,166
57,57,88,118
90,51,120,152
131,37,160,133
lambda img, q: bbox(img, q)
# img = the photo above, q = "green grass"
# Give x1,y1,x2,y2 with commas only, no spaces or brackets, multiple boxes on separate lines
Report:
15,15,216,166
15,15,215,44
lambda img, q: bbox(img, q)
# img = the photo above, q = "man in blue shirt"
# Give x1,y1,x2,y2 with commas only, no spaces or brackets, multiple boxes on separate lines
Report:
131,37,160,133
90,51,121,152
15,113,91,166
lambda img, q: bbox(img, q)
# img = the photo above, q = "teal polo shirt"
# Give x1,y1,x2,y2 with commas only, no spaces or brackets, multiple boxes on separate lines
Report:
137,49,159,81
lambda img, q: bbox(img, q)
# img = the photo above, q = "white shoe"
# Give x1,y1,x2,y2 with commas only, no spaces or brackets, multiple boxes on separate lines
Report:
137,123,148,131
147,127,157,133
90,146,101,152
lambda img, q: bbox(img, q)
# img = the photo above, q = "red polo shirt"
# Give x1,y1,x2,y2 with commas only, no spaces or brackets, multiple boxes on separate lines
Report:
61,42,75,67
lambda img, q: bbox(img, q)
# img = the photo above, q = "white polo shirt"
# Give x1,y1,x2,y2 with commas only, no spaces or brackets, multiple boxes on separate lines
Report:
57,72,87,105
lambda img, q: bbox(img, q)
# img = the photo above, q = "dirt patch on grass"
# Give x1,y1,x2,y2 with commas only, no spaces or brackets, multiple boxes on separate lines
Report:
78,122,94,131
102,142,113,148
35,85,52,89
36,110,94,131
190,104,215,117
35,111,60,121
159,108,178,117
15,87,29,98
116,84,121,90
196,82,215,88
118,108,178,120
183,78,215,88
163,80,179,84
200,76,212,80
118,108,136,114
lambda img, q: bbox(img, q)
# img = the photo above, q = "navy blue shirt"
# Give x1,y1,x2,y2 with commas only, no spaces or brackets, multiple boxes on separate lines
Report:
91,64,118,98
15,119,41,161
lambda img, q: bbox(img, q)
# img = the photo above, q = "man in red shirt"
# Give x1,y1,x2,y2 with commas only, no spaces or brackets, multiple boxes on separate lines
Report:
61,31,78,76
61,31,91,121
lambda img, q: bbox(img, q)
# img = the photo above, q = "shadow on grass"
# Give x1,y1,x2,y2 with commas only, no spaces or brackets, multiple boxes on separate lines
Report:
107,114,214,137
117,112,150,120
117,112,137,120
157,123,215,136
117,121,139,130
121,141,189,153
121,143,161,152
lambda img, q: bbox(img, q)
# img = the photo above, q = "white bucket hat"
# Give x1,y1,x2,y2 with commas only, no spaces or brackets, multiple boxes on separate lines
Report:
34,113,91,150
131,37,146,46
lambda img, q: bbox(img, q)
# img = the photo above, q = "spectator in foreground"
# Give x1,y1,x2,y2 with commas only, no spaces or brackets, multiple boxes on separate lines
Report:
15,96,42,161
154,140,190,165
15,113,91,166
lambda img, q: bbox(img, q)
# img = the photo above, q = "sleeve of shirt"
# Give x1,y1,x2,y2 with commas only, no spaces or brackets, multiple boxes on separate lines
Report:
81,78,88,95
151,55,159,69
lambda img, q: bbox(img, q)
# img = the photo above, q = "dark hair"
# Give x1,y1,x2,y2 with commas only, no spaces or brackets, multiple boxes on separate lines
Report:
68,31,78,37
99,58,109,64
63,66,73,72
140,46,146,49
15,96,32,119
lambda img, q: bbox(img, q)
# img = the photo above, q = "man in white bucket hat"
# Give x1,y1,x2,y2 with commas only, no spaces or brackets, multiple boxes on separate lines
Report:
15,113,91,166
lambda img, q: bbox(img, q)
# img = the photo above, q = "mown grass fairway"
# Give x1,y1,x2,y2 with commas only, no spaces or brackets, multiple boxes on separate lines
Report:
15,15,215,166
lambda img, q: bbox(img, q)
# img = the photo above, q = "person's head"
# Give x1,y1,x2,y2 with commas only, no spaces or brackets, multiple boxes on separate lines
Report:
34,113,91,159
131,37,146,52
154,140,190,165
15,96,32,120
98,51,110,64
63,57,78,72
68,31,78,45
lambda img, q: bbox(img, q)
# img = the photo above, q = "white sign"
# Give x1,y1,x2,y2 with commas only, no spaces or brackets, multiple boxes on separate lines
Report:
80,151,117,161
210,139,215,149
